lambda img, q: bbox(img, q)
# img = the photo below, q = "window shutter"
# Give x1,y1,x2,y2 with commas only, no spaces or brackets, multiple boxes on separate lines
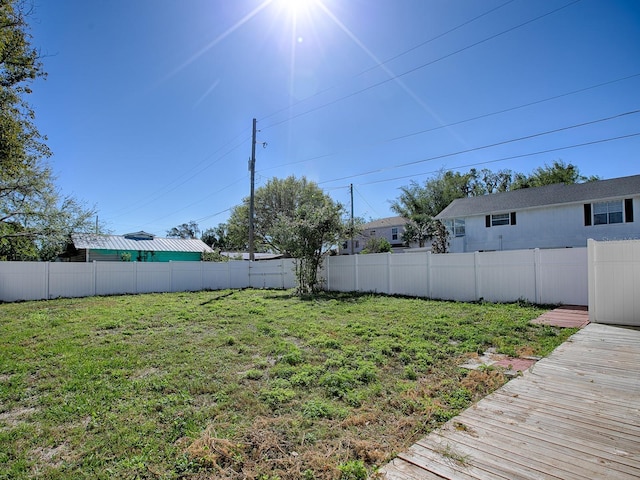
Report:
625,198,634,223
584,204,592,226
485,215,491,228
510,212,517,225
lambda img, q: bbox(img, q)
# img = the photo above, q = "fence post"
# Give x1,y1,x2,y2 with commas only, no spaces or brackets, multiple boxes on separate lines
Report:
587,239,596,323
534,248,541,304
353,254,359,292
92,261,97,297
426,251,432,299
474,251,481,301
386,253,391,294
45,262,50,300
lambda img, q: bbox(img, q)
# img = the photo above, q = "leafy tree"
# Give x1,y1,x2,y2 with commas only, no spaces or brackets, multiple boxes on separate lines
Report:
0,1,97,260
166,220,199,239
512,160,598,189
201,223,230,250
273,193,346,294
430,220,449,254
389,182,432,248
360,237,392,254
227,176,347,293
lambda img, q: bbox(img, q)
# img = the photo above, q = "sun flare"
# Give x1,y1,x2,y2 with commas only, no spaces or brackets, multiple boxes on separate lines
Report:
274,0,317,15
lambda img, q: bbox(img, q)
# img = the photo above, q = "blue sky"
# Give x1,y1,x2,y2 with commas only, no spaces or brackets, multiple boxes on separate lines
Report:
28,0,640,236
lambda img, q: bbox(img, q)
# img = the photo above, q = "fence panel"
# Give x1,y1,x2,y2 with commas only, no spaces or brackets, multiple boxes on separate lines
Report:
136,263,172,294
228,261,251,289
202,262,232,291
95,262,136,296
589,239,640,326
250,260,290,289
357,254,391,293
538,248,587,305
325,255,357,292
0,262,48,302
429,253,477,302
49,262,95,299
389,253,428,297
170,262,204,292
476,250,536,303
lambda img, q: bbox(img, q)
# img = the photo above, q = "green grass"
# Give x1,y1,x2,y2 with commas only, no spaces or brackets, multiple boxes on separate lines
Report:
0,289,576,479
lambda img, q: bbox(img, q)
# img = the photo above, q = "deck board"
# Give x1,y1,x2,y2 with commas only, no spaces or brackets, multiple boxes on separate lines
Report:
378,322,640,479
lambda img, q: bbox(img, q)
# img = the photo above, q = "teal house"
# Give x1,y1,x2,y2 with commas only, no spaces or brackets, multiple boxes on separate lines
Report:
64,231,213,262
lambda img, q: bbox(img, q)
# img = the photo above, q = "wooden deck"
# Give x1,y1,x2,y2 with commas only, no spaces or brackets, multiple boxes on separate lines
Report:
379,323,640,480
530,305,590,328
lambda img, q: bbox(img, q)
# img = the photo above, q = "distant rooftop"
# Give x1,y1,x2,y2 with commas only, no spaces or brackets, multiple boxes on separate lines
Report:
71,233,213,253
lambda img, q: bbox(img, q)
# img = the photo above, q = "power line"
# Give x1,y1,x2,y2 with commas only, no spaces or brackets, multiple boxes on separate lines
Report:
357,132,640,186
318,108,640,185
261,0,582,130
256,73,640,175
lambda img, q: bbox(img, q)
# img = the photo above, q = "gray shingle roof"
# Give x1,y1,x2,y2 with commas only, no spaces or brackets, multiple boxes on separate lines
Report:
71,233,213,253
436,174,640,219
363,216,408,229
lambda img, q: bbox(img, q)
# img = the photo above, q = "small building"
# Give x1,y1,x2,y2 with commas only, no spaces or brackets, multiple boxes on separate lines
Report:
340,216,410,254
62,231,213,262
435,174,640,253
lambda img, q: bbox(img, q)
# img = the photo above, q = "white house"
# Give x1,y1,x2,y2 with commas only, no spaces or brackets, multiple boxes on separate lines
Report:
435,174,640,253
340,216,409,254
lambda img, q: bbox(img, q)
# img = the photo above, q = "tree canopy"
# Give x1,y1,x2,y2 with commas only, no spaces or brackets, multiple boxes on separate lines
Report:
166,220,200,239
0,1,97,260
226,176,348,293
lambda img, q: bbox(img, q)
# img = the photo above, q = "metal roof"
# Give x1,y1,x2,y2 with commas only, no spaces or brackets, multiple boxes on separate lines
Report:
436,174,640,219
71,233,214,253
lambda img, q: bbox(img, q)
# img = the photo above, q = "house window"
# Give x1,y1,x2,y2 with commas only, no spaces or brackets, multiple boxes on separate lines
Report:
342,241,348,250
443,219,466,237
391,227,398,241
486,212,516,227
355,240,360,248
593,201,623,225
491,213,510,226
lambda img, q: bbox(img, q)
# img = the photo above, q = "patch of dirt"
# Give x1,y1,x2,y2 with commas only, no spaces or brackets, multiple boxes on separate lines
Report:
131,367,161,379
30,443,70,473
0,407,37,429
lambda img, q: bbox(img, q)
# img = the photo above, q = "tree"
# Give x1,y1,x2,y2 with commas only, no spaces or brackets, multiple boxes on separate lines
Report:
360,237,392,254
227,176,347,293
166,221,199,239
390,171,475,248
512,160,598,189
273,195,346,294
0,1,97,260
201,223,229,250
430,220,449,254
389,181,432,248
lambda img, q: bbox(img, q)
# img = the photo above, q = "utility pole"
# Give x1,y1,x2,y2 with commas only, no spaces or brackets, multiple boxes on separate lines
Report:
350,183,354,255
249,118,257,262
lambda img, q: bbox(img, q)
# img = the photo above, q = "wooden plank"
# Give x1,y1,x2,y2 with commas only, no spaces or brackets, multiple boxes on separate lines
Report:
379,458,446,480
457,410,640,475
417,432,578,480
482,392,640,439
378,323,640,479
397,443,510,480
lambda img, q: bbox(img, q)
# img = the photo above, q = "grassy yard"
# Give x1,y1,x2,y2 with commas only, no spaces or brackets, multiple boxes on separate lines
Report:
0,289,576,480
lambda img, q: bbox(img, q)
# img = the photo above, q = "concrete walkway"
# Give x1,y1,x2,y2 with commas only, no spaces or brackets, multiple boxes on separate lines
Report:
379,323,640,479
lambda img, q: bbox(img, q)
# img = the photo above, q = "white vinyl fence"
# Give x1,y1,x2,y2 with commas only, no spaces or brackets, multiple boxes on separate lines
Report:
325,247,588,306
588,239,640,326
0,260,297,302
